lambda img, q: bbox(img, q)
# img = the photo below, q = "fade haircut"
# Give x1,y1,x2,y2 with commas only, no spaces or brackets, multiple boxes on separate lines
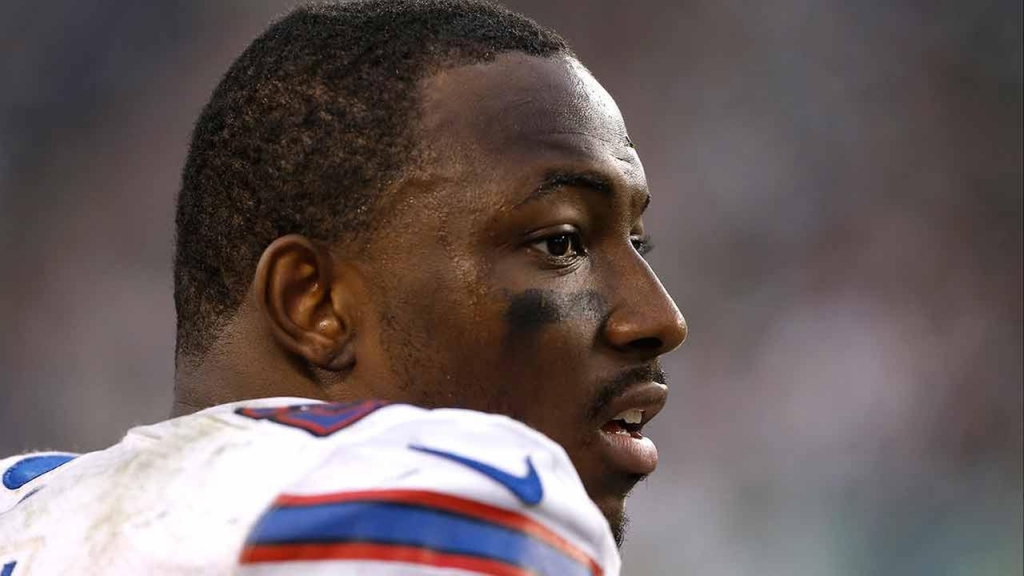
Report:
174,0,571,362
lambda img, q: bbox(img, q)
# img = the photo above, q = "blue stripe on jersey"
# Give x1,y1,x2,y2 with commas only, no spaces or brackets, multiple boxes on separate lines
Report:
2,454,77,490
247,501,590,576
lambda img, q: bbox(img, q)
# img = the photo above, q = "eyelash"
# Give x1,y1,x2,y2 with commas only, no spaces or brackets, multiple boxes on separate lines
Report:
531,231,587,262
631,236,654,257
528,231,655,264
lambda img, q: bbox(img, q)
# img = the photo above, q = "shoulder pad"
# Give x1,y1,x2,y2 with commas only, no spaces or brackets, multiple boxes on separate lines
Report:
237,406,620,575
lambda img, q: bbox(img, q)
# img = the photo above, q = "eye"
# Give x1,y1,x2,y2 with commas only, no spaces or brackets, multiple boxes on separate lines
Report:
531,232,586,259
631,235,654,257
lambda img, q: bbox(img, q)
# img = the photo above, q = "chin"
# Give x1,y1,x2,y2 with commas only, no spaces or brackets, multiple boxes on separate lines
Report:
594,495,629,548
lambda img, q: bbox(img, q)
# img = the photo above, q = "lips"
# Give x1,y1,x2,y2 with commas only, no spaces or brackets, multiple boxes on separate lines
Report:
595,381,667,475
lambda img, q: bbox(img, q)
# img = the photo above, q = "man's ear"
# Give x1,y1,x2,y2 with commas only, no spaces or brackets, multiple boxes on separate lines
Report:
252,234,356,371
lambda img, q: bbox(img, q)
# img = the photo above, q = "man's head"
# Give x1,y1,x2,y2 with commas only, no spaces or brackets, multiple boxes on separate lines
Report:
174,0,686,545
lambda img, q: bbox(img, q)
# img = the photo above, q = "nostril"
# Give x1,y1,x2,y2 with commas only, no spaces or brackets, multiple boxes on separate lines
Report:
629,337,663,351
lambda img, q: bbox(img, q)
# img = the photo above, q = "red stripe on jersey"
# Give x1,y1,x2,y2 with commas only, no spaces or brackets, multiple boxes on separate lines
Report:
241,541,532,576
273,489,602,576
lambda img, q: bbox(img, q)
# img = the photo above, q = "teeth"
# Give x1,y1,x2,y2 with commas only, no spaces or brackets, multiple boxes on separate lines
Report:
613,408,644,425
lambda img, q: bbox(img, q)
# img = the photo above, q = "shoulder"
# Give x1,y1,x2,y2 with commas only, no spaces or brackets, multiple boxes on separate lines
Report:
0,399,619,575
235,403,619,575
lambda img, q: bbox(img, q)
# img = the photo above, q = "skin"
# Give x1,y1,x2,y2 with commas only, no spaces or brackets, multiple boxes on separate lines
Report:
174,52,687,545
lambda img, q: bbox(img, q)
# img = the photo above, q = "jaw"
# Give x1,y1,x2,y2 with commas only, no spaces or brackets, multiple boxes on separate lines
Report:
568,442,646,549
591,492,630,548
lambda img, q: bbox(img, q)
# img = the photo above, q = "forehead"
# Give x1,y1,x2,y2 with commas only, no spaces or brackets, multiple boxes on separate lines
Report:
416,53,644,197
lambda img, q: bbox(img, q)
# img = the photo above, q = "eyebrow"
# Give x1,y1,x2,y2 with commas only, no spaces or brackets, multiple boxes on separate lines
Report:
515,170,614,209
515,170,652,214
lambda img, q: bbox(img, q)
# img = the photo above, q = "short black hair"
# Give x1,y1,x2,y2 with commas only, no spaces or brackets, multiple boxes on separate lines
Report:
174,0,571,362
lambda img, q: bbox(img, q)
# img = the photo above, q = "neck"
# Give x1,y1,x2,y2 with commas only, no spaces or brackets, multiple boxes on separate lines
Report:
171,308,326,417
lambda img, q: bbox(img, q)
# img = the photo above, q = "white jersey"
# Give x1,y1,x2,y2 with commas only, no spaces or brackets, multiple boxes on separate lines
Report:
0,398,619,575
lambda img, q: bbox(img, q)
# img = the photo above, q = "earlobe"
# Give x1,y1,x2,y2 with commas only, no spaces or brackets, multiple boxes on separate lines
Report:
253,234,356,371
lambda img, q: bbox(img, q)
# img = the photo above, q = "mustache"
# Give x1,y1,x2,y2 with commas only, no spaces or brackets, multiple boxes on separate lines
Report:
587,362,667,422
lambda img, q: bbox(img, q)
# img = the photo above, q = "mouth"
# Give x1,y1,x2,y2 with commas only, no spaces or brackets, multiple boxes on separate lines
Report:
595,381,667,476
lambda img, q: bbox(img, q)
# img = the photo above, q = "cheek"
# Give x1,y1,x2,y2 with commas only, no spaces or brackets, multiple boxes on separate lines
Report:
494,288,609,419
374,258,510,405
503,288,608,340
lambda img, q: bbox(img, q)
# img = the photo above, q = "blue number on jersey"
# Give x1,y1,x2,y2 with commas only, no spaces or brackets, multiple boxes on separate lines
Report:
2,454,77,490
1,561,16,576
235,401,388,437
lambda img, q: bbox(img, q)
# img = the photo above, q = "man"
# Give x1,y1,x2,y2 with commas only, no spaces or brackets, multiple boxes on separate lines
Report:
0,1,685,573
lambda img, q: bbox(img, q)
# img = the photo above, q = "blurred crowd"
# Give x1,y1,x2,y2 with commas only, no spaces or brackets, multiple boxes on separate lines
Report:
1,1,1020,574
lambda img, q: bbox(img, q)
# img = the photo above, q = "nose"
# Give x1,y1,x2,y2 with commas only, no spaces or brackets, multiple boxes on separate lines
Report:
602,263,687,357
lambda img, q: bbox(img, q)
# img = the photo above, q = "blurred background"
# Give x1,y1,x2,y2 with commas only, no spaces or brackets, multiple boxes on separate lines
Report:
1,1,1020,574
